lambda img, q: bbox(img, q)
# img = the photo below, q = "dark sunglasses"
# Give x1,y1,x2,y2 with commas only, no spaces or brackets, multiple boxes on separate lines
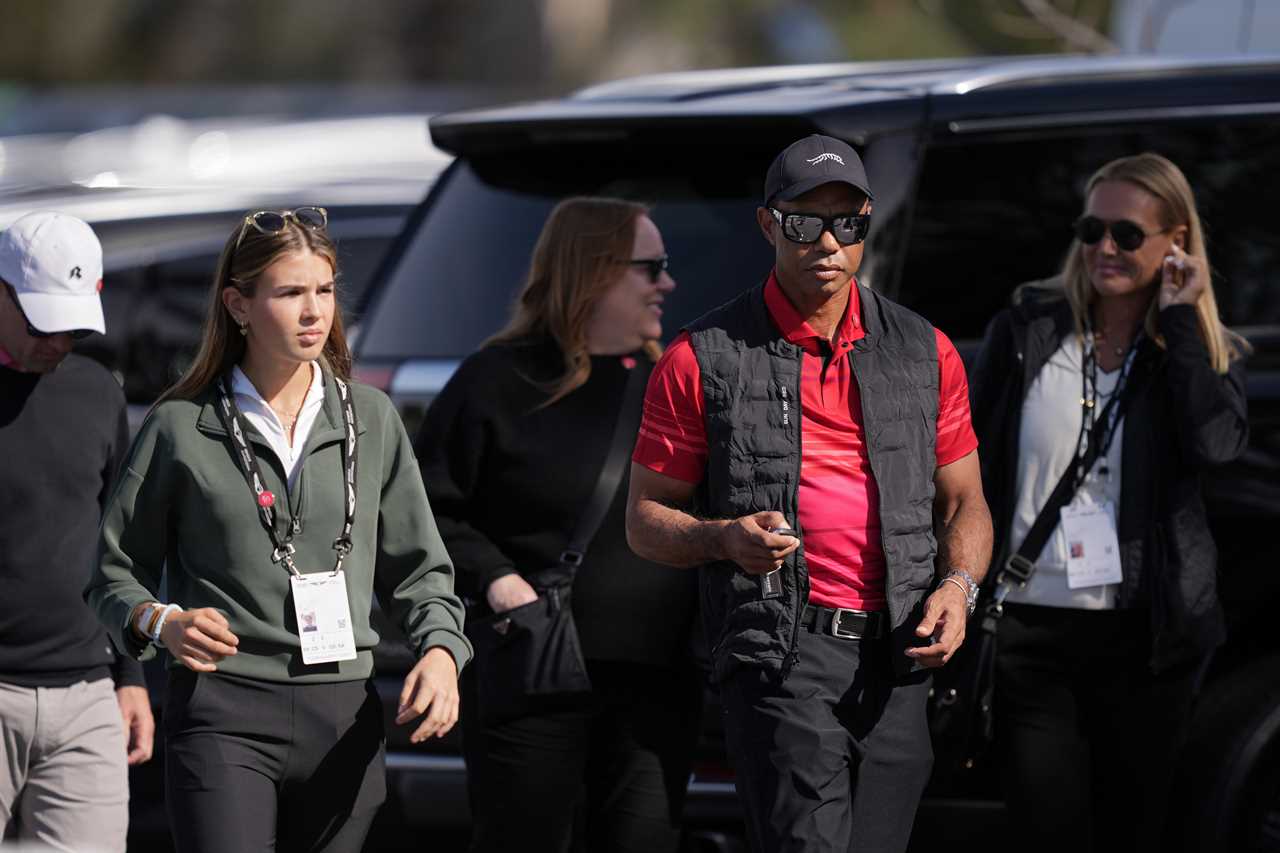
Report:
769,208,870,246
4,285,94,340
234,206,328,250
1073,215,1168,252
628,255,669,283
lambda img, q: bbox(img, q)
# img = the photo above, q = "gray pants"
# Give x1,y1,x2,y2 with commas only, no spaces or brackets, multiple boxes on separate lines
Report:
0,677,128,853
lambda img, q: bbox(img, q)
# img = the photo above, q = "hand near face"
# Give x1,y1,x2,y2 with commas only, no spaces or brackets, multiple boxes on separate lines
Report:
1158,243,1207,310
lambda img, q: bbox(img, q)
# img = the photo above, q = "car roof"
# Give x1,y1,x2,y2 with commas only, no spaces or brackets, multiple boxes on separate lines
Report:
431,53,1280,152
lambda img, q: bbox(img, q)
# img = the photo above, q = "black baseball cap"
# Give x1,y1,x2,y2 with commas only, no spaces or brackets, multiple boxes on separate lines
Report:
764,134,873,207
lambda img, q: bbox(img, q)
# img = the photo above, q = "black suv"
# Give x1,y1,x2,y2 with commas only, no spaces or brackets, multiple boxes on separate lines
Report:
354,54,1280,852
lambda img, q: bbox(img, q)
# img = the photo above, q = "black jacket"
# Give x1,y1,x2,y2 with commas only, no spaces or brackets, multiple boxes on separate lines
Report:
969,280,1249,672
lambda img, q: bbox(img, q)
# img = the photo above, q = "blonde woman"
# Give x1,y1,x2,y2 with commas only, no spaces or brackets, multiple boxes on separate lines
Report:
969,153,1249,853
415,197,699,853
86,208,470,853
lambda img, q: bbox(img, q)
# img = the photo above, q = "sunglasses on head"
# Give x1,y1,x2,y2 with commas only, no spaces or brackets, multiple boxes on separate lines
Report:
628,255,669,283
1073,215,1169,252
234,206,328,250
769,208,870,246
5,285,94,340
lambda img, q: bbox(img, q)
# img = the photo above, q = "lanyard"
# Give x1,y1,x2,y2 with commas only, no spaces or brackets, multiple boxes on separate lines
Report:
1075,326,1140,488
216,371,359,577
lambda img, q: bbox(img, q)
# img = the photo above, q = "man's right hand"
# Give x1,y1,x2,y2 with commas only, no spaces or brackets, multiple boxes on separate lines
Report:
486,573,539,613
160,608,239,672
720,511,801,575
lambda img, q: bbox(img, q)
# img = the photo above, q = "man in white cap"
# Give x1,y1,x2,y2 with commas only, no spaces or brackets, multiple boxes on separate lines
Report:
0,211,153,852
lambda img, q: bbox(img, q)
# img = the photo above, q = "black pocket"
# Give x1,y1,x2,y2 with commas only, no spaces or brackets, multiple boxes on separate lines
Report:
464,584,592,726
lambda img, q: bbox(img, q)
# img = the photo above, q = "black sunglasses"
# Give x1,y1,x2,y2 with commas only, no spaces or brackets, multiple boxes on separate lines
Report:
769,208,870,246
1073,215,1168,252
234,206,328,251
628,255,669,283
4,285,94,340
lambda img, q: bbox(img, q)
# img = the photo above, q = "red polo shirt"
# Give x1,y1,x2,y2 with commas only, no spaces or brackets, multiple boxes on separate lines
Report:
633,273,977,611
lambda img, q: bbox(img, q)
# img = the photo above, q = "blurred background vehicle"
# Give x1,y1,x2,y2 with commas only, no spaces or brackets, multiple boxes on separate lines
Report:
0,112,452,427
353,52,1280,853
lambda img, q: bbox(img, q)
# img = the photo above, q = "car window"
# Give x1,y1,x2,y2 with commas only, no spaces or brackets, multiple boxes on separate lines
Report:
358,148,785,361
897,117,1280,342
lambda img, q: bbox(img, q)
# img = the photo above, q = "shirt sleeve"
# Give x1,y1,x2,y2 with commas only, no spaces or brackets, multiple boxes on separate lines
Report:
413,354,520,600
935,328,980,468
631,332,709,484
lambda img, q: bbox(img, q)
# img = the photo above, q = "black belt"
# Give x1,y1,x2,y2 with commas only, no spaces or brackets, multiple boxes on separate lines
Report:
801,605,888,640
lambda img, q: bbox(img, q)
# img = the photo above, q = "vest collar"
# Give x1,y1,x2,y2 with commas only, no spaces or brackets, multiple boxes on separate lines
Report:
763,271,864,352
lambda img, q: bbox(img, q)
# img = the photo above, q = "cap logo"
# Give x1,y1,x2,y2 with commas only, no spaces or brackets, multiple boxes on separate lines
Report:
69,266,82,279
807,153,845,167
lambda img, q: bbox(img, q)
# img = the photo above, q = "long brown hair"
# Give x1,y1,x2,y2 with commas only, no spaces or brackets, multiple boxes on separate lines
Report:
488,196,661,405
1062,152,1248,374
160,214,352,402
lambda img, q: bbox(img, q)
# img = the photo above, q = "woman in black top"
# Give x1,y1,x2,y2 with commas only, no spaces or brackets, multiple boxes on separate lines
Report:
968,153,1249,852
415,197,700,853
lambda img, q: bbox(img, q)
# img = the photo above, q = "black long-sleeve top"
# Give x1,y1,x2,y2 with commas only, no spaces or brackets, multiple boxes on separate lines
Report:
415,337,698,667
0,355,144,688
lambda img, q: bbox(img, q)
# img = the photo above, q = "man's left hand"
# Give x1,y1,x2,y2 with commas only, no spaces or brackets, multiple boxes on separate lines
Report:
116,685,154,765
905,582,968,667
395,647,460,743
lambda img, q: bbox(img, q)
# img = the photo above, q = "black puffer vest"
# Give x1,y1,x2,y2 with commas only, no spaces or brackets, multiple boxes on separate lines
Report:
689,282,940,683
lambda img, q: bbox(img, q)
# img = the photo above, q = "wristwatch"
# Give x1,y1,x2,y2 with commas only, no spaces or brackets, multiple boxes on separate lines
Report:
942,569,980,616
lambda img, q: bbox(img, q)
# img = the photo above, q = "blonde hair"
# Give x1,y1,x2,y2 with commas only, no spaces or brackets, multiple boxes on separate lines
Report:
1062,152,1248,374
488,196,661,405
160,214,351,402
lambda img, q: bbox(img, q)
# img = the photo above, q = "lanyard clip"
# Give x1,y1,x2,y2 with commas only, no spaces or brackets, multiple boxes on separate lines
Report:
272,543,300,576
331,537,353,575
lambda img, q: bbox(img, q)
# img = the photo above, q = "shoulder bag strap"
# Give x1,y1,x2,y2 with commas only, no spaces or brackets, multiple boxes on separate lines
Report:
984,370,1139,625
557,358,653,571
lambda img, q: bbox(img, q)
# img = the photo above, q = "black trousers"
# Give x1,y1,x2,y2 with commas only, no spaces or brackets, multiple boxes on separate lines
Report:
461,660,702,853
995,603,1204,853
163,669,386,853
719,627,934,853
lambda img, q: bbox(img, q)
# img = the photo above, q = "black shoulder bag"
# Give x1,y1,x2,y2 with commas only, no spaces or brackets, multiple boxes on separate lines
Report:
929,346,1138,792
465,360,651,726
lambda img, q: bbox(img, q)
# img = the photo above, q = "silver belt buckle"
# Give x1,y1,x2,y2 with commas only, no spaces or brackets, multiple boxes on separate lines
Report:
829,608,865,639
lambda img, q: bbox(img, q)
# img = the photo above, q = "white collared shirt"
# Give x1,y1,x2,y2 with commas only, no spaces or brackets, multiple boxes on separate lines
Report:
230,361,326,492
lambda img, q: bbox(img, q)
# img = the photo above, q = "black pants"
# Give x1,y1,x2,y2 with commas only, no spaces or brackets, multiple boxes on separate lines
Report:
163,669,386,853
719,628,934,853
996,603,1203,853
461,660,702,853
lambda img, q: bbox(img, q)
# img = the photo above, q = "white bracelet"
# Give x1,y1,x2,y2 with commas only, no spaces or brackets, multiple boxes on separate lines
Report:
940,576,970,600
151,604,183,643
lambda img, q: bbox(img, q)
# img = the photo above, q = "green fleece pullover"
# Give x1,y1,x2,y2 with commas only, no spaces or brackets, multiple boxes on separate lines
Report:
86,371,472,683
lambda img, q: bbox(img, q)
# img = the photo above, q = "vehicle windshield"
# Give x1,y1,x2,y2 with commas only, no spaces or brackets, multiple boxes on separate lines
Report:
358,147,787,360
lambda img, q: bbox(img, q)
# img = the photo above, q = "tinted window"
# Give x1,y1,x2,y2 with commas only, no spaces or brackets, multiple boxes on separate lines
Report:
358,147,786,360
897,117,1280,342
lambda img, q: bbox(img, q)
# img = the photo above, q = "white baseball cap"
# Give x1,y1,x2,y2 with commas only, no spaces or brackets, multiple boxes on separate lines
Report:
0,212,105,335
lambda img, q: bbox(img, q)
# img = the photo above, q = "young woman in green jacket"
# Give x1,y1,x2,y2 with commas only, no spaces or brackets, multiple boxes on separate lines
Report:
85,207,471,853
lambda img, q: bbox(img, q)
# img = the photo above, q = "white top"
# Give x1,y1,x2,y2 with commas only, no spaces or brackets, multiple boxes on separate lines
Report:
1006,335,1125,609
230,361,326,492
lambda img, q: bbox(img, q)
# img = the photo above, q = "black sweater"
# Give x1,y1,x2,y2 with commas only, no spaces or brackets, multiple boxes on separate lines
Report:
0,354,144,687
415,338,698,667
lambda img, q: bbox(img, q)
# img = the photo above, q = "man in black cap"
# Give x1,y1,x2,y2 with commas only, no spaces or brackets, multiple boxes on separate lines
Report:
627,135,992,851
